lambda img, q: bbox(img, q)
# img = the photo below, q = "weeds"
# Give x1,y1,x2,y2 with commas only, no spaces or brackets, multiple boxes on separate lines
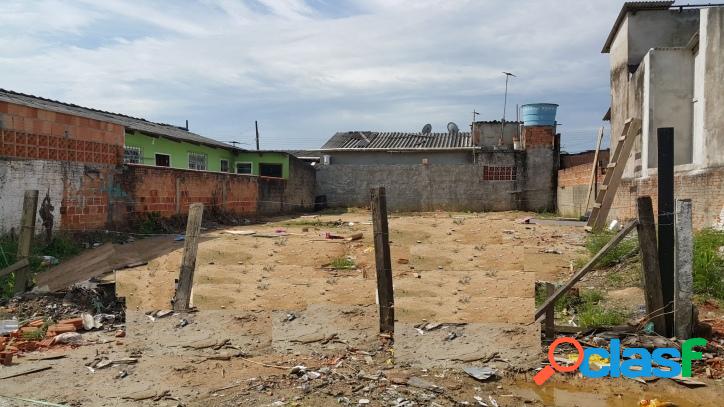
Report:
534,285,628,328
584,229,639,269
329,257,356,270
693,229,724,300
0,233,83,298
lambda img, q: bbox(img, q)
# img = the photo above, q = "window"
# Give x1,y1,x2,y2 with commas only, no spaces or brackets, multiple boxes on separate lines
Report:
259,163,283,178
124,146,142,164
188,152,207,170
155,153,170,167
236,162,252,174
220,159,229,172
482,165,516,181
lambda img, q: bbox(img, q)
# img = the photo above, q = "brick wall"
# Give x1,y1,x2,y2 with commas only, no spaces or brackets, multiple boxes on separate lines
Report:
522,126,555,148
114,165,259,221
557,162,606,218
560,149,610,169
0,101,124,165
609,167,724,230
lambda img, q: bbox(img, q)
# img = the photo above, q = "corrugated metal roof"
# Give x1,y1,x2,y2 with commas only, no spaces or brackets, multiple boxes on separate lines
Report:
602,1,674,53
321,131,473,150
0,89,239,150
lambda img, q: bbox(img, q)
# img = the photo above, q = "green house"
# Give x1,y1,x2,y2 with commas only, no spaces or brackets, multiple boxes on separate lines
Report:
123,128,290,179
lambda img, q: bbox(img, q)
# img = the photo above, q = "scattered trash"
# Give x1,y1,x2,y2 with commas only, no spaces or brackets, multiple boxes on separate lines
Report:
463,366,497,381
174,235,185,241
397,258,409,264
52,332,83,345
639,399,676,407
40,255,59,266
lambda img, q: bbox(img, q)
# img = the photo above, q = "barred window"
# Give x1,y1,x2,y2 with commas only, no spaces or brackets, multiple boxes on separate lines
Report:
483,165,516,181
124,146,142,164
236,162,252,174
188,152,207,170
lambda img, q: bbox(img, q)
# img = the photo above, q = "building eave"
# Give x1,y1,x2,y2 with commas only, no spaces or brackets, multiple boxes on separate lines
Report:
602,1,674,53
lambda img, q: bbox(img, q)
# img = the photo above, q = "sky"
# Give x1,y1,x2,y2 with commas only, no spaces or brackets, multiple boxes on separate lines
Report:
1,0,624,153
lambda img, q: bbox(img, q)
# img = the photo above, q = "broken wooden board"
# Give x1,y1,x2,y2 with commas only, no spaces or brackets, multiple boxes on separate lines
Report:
35,235,189,292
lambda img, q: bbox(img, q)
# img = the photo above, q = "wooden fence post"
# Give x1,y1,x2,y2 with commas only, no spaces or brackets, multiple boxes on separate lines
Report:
657,127,675,336
545,282,555,340
675,199,694,339
173,203,204,310
370,187,394,333
15,190,39,294
637,196,667,335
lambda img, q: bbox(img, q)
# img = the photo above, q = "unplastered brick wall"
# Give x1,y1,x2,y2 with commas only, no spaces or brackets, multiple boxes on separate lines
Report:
115,165,259,220
522,126,555,148
60,164,117,230
608,166,724,230
0,101,124,165
558,162,606,188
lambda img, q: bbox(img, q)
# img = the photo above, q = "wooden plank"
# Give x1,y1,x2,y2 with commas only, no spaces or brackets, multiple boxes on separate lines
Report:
34,243,116,292
0,258,30,278
15,190,38,294
173,203,204,310
586,119,632,228
545,282,555,340
370,187,394,333
583,127,604,216
674,199,694,339
590,118,641,231
637,196,667,335
535,220,637,320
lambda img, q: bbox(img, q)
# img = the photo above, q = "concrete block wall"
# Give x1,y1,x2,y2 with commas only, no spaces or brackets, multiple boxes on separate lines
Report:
315,150,543,212
258,156,316,215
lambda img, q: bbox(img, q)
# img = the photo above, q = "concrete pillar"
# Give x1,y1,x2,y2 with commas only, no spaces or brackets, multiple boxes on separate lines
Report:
675,199,694,339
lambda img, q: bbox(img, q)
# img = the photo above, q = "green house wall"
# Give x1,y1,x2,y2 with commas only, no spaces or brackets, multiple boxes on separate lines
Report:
124,131,290,178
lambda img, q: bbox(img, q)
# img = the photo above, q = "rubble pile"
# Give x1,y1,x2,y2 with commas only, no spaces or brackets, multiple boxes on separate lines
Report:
0,287,125,366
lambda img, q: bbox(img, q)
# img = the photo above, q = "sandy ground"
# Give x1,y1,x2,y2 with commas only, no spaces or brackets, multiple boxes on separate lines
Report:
0,211,721,406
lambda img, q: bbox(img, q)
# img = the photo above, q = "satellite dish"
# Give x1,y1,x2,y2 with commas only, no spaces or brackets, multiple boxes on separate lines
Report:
421,124,432,134
447,122,459,135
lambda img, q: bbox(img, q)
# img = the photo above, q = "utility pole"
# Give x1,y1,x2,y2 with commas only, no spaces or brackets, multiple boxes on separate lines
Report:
255,120,260,151
501,72,516,145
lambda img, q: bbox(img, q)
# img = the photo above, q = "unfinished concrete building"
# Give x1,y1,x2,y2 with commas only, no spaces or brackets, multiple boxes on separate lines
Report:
561,2,724,228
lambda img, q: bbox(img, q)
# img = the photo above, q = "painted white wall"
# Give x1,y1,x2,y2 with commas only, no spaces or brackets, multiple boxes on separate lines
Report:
0,159,81,235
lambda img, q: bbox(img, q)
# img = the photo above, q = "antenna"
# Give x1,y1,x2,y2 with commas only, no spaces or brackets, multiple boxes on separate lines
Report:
255,120,260,151
447,122,459,135
421,124,432,134
501,72,516,144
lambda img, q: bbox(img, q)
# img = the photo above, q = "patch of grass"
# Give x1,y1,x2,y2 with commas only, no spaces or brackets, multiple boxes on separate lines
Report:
585,230,639,269
693,229,724,300
536,211,559,219
0,233,83,298
578,304,627,328
136,212,166,235
329,257,356,270
283,219,344,228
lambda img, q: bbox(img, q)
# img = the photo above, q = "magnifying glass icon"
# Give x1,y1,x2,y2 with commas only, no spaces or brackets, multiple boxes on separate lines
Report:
534,337,584,385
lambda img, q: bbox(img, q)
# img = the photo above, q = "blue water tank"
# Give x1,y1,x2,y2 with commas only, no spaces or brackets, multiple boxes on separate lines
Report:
521,103,558,126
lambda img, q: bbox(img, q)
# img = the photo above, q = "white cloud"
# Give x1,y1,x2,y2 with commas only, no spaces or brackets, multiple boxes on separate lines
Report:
0,0,621,150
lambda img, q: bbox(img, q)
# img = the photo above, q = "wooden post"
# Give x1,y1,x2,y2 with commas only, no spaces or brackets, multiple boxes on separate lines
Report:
370,187,394,333
675,199,694,339
545,282,555,340
173,203,204,310
583,127,604,215
175,178,181,215
637,196,667,335
14,190,39,294
657,127,675,336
